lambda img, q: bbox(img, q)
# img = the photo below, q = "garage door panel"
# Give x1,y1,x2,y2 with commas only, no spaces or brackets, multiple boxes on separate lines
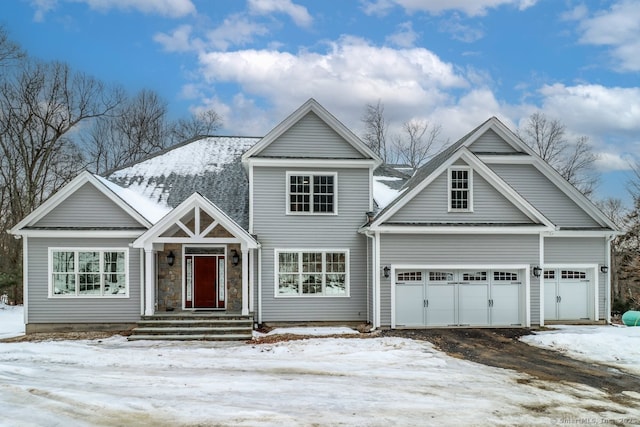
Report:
459,284,489,326
426,284,456,326
396,284,424,326
491,284,521,325
558,282,589,319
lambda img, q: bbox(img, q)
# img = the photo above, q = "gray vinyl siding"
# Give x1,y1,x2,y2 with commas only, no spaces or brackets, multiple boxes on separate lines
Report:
258,112,366,159
387,170,533,224
26,237,142,324
544,236,608,319
379,234,540,326
254,166,369,322
34,183,144,228
489,164,600,228
469,129,520,153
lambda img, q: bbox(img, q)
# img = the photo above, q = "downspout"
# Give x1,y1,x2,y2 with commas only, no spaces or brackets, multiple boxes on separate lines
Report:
258,246,263,324
364,230,377,331
375,230,381,329
539,233,544,327
605,234,614,325
22,236,28,328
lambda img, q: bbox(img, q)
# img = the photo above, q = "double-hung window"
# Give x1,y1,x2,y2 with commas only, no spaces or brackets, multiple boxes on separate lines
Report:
276,250,348,296
287,172,337,214
50,249,128,297
448,166,472,212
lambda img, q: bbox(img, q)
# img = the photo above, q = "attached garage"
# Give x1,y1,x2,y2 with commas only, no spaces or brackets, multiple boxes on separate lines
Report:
543,267,597,321
393,267,528,328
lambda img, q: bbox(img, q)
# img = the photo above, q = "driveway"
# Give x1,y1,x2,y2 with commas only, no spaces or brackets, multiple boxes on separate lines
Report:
382,328,640,409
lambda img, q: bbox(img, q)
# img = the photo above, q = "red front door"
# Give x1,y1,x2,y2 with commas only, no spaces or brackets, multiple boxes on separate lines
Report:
193,256,225,309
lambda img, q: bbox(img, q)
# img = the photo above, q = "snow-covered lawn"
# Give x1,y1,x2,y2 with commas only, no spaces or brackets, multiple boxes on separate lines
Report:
521,324,640,376
0,307,638,426
0,303,24,339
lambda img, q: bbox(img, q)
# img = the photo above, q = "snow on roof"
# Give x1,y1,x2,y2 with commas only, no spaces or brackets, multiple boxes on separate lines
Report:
373,164,411,210
94,175,171,224
106,136,261,230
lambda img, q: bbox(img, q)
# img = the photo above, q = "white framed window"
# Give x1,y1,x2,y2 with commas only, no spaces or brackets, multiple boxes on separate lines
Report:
397,271,423,282
286,172,337,214
49,248,129,297
448,166,473,212
275,249,349,297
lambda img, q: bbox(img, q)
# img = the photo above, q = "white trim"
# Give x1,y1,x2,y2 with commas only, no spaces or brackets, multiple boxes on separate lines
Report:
369,225,550,234
245,158,378,168
180,244,227,311
48,247,130,299
374,231,381,329
542,263,599,322
241,98,382,166
249,249,255,314
258,246,263,324
150,237,243,245
249,164,255,235
10,171,151,235
543,230,622,237
605,235,613,324
11,229,145,238
273,248,350,298
132,192,259,250
447,166,473,213
242,246,249,315
22,237,28,325
285,171,338,216
144,249,155,315
539,234,544,327
139,248,145,316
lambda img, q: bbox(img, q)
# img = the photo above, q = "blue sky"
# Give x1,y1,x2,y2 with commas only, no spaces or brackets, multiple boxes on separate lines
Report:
1,0,638,203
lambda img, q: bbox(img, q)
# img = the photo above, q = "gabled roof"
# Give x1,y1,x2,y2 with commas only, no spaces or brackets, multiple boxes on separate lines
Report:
107,136,259,230
241,98,382,165
10,171,158,235
371,116,618,231
132,192,259,250
370,147,555,230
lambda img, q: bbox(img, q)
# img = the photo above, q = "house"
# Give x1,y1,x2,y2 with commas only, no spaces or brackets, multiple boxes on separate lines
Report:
9,99,619,334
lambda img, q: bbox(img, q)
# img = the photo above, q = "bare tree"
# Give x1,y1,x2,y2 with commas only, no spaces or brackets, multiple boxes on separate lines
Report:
169,109,223,144
518,112,599,197
0,58,123,303
85,89,169,174
0,25,24,66
393,119,441,169
361,100,388,161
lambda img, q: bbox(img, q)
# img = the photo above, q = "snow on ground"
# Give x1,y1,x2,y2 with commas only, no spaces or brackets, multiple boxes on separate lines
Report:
1,307,638,426
263,326,359,336
521,324,640,376
0,303,24,339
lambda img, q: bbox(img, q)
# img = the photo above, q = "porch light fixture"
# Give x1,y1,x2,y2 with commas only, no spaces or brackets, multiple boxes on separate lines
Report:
231,250,240,266
600,265,609,274
167,251,175,267
383,266,390,278
532,266,542,278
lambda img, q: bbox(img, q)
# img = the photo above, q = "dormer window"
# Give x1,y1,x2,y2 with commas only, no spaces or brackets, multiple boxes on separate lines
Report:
287,172,337,215
448,166,473,212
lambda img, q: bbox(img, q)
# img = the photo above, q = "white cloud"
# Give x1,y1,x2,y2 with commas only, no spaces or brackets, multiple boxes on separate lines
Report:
30,0,196,20
206,14,269,51
194,36,468,135
390,0,537,16
439,14,484,42
76,0,195,17
574,0,640,71
595,152,635,173
386,21,419,47
154,25,202,53
360,0,396,16
248,0,313,27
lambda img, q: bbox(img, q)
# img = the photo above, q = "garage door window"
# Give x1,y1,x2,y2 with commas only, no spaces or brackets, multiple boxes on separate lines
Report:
561,270,586,279
429,271,454,281
493,271,518,281
397,271,422,282
544,270,555,279
462,271,487,281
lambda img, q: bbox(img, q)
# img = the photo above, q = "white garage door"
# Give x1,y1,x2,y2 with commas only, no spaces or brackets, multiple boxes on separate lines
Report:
544,269,590,321
395,268,523,327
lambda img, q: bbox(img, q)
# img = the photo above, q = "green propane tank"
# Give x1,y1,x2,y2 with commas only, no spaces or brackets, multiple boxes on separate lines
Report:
622,311,640,326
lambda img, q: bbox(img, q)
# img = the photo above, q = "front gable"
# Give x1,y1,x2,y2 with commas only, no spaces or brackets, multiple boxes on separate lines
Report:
468,128,523,154
385,158,534,225
11,172,152,236
242,99,381,164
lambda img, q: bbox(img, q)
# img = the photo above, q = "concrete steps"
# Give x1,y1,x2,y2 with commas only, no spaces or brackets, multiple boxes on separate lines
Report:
128,313,253,341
